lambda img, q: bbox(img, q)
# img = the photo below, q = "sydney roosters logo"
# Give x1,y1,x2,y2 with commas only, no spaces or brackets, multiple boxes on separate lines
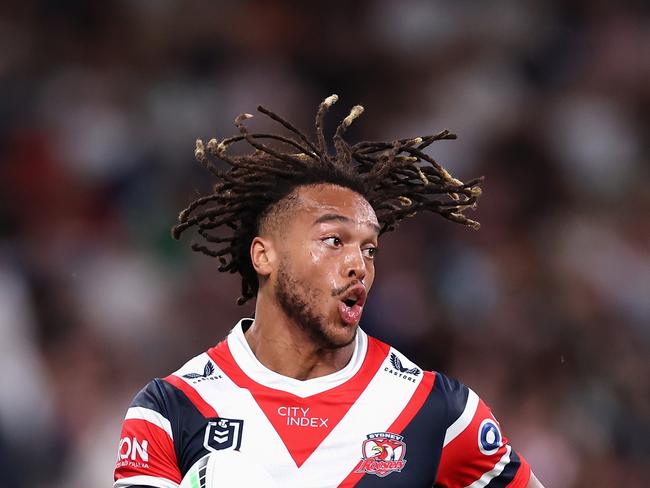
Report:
354,432,407,477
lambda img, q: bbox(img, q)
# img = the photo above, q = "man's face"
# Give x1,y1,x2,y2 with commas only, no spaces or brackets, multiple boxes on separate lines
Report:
268,184,380,349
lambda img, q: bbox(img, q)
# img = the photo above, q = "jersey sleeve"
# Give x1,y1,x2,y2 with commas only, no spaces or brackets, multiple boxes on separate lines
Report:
434,374,531,488
114,379,182,488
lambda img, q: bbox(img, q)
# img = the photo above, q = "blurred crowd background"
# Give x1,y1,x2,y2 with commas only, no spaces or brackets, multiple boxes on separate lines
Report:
0,1,648,487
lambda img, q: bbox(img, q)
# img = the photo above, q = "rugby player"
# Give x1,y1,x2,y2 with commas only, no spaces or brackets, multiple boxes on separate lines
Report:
114,95,544,487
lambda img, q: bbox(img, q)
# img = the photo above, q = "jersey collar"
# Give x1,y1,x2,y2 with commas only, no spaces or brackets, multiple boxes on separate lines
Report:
226,318,368,397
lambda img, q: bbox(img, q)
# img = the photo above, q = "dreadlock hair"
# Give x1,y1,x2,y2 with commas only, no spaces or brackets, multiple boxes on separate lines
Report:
172,94,483,305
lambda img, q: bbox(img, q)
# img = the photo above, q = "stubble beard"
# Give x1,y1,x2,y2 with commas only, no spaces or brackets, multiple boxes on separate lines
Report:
275,258,356,350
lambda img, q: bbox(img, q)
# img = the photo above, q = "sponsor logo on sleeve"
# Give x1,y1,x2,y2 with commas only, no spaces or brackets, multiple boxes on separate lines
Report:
203,417,244,452
478,419,502,455
354,432,407,478
182,360,223,384
117,436,149,469
384,353,421,382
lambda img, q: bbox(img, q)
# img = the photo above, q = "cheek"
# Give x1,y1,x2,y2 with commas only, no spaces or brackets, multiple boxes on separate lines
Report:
281,239,319,272
365,263,376,289
308,247,325,266
308,247,340,288
307,240,336,268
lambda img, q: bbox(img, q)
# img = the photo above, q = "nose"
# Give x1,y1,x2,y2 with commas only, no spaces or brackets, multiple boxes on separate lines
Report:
343,247,366,282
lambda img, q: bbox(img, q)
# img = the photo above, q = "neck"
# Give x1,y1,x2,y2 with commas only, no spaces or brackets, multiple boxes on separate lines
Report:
243,291,356,381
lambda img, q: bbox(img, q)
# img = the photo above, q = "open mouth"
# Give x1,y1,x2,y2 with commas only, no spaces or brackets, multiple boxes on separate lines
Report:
340,283,367,307
338,284,367,325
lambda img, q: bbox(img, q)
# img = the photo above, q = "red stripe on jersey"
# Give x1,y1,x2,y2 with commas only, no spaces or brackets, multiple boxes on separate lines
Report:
339,370,437,487
207,336,390,468
114,418,182,484
164,374,219,418
436,396,513,487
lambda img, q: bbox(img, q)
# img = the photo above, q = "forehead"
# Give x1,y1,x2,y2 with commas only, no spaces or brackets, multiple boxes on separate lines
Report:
293,184,378,226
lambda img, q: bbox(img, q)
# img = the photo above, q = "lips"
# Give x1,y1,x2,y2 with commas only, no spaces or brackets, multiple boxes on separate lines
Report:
338,283,367,325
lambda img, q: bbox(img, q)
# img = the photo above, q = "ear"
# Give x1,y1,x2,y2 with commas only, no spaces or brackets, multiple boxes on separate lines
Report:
250,236,276,277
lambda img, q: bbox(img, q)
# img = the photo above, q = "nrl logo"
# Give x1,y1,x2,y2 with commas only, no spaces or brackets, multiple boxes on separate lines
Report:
182,361,222,383
204,417,244,452
354,432,407,478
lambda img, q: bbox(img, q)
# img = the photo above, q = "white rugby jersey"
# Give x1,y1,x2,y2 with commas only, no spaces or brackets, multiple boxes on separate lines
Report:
114,319,531,487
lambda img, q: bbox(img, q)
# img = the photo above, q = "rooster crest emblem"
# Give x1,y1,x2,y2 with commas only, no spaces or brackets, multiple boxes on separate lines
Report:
390,353,420,376
354,432,407,477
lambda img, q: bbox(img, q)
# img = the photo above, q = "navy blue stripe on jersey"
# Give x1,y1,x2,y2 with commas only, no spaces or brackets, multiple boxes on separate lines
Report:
130,379,172,414
434,372,470,428
131,379,220,478
157,379,218,477
484,449,522,488
353,372,448,487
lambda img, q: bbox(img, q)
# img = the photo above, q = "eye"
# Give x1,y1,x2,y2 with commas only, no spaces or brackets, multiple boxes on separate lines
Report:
323,236,343,247
362,246,378,259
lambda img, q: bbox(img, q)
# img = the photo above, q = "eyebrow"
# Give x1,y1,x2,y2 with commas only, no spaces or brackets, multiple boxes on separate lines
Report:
313,213,381,234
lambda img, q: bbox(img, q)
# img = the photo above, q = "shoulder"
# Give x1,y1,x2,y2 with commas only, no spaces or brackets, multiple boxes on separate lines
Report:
376,341,476,424
429,371,478,430
370,338,477,426
369,336,426,383
114,350,224,488
115,377,189,487
168,350,222,383
429,372,532,487
138,349,218,397
124,347,225,430
367,335,461,404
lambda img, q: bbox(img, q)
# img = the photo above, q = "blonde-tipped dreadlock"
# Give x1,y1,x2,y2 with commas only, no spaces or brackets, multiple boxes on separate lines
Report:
173,95,483,305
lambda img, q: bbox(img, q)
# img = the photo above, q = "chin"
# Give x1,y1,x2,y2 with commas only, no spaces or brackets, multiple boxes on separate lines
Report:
322,321,358,349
